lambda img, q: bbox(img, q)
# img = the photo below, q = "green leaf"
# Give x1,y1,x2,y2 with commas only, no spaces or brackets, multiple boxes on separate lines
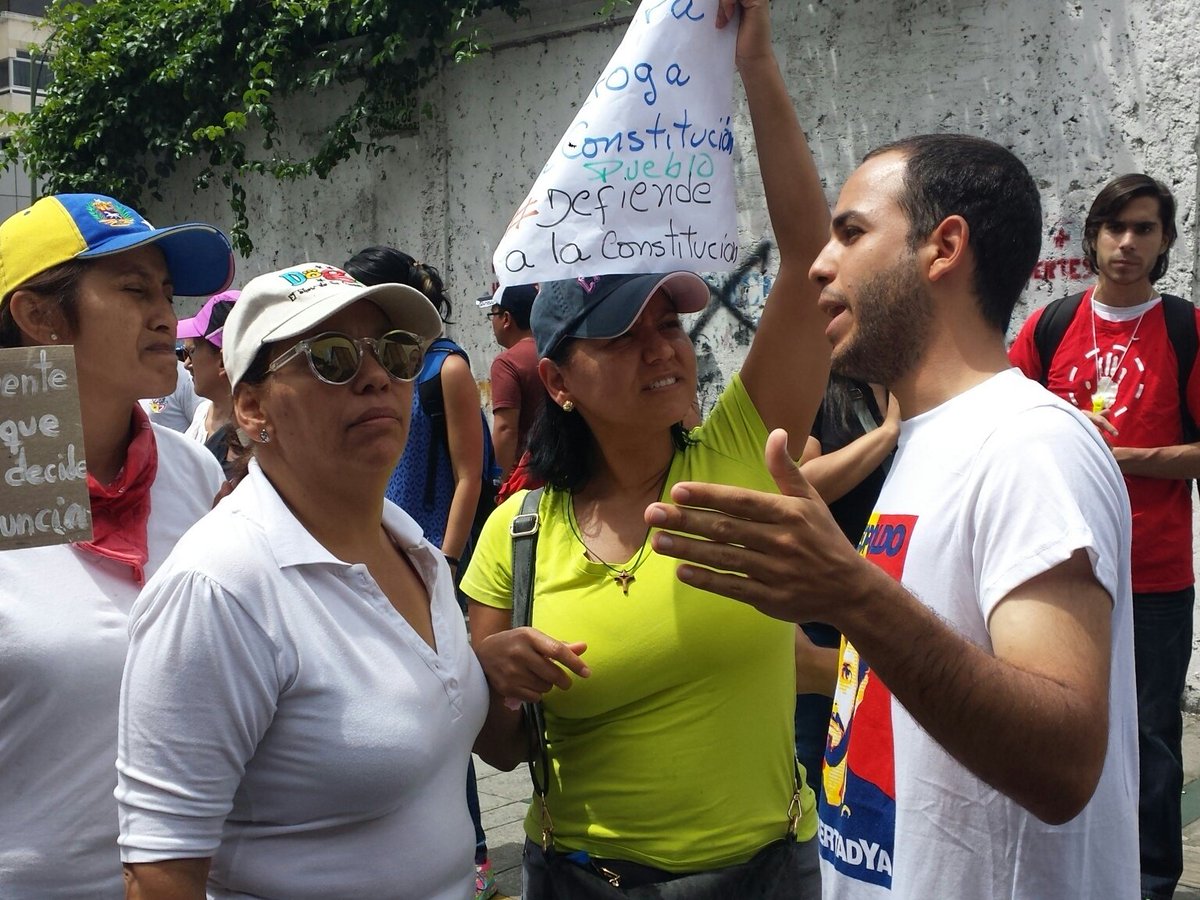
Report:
10,0,546,256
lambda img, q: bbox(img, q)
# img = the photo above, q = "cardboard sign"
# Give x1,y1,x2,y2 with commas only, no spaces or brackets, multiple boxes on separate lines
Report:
0,346,92,550
493,0,738,285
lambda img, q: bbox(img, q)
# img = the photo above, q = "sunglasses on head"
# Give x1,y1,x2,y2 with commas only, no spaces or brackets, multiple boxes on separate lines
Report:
267,330,426,385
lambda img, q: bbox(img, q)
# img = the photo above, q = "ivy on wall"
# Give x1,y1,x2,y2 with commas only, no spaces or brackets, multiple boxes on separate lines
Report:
2,0,541,254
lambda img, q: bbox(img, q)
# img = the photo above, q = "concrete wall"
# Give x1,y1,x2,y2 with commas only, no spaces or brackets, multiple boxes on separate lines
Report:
142,0,1200,692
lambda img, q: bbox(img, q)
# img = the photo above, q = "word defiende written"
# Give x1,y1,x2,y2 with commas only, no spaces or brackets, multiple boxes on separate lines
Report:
0,347,90,544
502,149,732,274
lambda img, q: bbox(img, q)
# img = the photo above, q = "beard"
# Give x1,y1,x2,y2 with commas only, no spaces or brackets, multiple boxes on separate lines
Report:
830,256,933,385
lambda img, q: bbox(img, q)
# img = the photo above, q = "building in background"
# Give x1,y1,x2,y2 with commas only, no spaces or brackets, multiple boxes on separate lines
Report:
0,0,50,218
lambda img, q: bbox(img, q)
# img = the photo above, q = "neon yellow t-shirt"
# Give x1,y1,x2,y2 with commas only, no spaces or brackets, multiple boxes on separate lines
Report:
462,374,817,870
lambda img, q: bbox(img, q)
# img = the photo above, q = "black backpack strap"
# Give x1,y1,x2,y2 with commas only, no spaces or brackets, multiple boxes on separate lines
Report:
1160,294,1199,442
508,487,554,848
1032,291,1087,385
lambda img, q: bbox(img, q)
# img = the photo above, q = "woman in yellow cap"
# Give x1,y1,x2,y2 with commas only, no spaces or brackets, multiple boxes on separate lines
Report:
0,193,234,897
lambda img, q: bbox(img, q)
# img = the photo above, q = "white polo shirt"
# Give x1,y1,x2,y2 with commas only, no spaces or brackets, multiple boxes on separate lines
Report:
117,460,488,900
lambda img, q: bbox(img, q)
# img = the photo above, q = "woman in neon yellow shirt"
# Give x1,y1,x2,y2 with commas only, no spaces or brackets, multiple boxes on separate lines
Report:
462,2,831,895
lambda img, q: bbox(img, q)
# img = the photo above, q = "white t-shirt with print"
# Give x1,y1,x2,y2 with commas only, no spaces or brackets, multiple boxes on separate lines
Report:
817,369,1139,900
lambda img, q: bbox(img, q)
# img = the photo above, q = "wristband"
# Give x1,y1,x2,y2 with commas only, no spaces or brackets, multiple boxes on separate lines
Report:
444,555,461,567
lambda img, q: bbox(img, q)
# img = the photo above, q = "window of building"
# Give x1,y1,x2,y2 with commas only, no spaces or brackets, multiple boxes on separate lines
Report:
0,50,52,96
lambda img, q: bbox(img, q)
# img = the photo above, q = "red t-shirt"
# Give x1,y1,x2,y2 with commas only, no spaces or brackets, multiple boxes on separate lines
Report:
1009,288,1200,592
488,336,544,454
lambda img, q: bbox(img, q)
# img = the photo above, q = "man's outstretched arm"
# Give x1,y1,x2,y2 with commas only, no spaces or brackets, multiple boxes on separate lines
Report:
647,429,1112,824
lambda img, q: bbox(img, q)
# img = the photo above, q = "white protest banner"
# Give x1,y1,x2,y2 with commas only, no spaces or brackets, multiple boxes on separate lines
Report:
0,345,92,551
493,0,738,285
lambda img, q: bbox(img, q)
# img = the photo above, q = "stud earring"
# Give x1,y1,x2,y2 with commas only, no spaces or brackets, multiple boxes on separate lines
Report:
258,428,271,444
49,333,59,342
562,400,575,413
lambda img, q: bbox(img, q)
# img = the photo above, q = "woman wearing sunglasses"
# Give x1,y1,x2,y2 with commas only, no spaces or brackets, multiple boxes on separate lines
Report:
343,248,502,899
0,194,232,897
178,290,245,476
117,263,489,899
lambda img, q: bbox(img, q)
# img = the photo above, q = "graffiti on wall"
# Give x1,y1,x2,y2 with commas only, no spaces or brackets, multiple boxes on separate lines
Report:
1009,223,1092,334
1031,226,1090,285
692,238,773,415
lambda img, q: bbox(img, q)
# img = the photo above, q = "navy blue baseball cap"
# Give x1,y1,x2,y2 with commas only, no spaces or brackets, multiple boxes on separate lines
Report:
478,283,538,318
532,272,709,359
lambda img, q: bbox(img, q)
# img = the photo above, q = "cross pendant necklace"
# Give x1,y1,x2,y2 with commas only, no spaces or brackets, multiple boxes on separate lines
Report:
612,569,636,594
565,472,666,595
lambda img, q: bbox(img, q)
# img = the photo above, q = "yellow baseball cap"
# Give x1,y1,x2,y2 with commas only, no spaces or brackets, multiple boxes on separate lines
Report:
0,193,234,304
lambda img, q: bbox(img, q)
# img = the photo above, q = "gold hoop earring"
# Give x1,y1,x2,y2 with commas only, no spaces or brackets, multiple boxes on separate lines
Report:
562,400,575,413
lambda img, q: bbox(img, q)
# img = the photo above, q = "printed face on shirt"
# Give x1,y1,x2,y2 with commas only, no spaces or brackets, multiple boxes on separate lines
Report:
825,643,869,807
809,152,934,386
1093,194,1170,290
68,244,178,406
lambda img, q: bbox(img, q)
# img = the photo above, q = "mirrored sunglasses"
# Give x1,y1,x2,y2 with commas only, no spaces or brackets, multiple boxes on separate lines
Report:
267,330,426,385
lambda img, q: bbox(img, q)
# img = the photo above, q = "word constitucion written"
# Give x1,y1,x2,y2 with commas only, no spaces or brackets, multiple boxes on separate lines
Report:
495,0,738,282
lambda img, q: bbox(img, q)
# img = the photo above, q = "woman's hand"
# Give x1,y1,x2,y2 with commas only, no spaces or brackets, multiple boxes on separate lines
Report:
879,391,902,446
474,627,590,705
718,0,772,71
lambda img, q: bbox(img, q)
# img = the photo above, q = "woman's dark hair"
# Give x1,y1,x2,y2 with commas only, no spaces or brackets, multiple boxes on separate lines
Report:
0,260,90,348
344,246,453,323
224,343,275,484
526,339,693,492
1082,173,1177,283
237,344,274,387
821,374,874,435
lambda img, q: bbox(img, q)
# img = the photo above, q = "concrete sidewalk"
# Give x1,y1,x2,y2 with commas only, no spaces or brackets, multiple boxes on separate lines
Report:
1176,712,1200,897
477,711,1200,899
474,758,530,899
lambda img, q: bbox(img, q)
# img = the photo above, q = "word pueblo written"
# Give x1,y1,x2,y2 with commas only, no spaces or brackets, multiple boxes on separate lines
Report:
492,0,738,282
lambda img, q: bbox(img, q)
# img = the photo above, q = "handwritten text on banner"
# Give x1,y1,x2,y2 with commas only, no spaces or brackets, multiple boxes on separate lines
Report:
0,345,92,551
493,0,738,285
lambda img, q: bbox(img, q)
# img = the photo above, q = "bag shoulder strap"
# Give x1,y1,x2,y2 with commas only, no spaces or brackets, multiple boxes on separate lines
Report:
1159,294,1199,442
511,487,543,631
508,487,554,847
1032,291,1087,385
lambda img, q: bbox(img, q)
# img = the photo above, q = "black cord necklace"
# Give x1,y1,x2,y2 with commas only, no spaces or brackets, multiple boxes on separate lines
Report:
565,462,672,595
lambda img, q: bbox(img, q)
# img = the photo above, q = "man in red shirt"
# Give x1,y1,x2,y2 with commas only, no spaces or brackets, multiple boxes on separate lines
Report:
1009,174,1200,900
479,284,545,497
